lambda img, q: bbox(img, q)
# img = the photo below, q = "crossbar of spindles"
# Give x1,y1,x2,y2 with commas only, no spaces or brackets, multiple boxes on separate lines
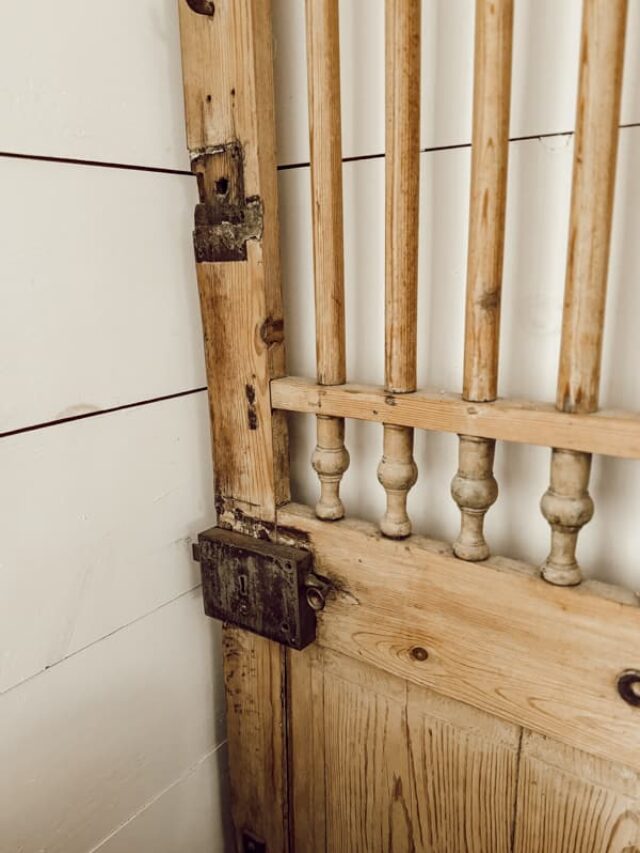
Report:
451,0,513,560
541,0,627,585
378,0,421,538
305,0,350,519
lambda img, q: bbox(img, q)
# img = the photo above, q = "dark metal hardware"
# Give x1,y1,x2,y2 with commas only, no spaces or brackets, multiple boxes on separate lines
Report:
185,0,215,16
617,669,640,707
193,527,329,650
242,832,266,853
191,142,263,262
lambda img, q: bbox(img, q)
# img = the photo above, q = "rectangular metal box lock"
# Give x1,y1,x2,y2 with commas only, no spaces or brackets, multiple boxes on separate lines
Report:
193,526,320,650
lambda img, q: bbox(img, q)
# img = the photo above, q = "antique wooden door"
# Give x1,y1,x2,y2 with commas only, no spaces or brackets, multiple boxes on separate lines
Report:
178,1,640,850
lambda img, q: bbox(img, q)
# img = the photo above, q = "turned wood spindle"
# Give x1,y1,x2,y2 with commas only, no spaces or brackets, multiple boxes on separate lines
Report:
541,0,627,585
452,0,513,561
377,0,421,539
305,0,349,519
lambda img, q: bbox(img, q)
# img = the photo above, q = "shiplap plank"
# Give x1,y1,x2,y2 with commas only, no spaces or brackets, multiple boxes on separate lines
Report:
93,745,231,853
0,391,213,693
281,127,640,590
0,157,204,433
0,0,190,170
0,590,224,853
0,2,637,170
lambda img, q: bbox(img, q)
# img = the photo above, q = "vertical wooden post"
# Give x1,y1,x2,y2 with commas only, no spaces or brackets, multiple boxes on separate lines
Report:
178,1,290,848
541,0,627,586
452,0,513,561
378,0,421,538
305,0,350,520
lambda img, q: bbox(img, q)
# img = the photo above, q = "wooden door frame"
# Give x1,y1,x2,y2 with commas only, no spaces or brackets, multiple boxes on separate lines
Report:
178,2,290,849
178,1,640,849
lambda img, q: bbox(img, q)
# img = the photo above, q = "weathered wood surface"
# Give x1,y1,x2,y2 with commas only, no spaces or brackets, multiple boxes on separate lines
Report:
378,0,421,539
542,0,628,586
453,0,513,561
305,0,350,521
514,731,640,852
278,503,640,771
271,375,640,460
178,1,290,848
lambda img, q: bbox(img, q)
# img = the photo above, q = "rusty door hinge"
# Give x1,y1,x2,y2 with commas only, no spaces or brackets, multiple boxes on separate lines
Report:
192,527,331,650
191,142,263,263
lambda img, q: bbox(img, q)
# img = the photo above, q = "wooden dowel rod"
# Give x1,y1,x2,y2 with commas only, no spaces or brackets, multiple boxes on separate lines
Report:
271,376,640,461
541,0,627,586
453,0,513,560
305,0,349,519
378,0,421,538
463,0,513,404
384,0,421,396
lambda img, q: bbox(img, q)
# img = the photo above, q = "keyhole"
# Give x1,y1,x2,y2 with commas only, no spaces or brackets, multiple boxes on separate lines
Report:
239,574,247,595
216,177,229,196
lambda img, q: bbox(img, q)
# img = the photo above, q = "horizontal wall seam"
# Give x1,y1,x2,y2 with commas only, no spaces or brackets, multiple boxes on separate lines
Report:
86,740,228,853
0,585,203,697
2,122,639,176
1,386,208,439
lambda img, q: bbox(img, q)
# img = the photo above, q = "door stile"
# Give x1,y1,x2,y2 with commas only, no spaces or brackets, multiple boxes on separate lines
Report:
178,1,290,849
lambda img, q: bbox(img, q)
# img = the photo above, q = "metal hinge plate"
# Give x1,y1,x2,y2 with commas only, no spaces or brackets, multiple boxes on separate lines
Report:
193,527,327,650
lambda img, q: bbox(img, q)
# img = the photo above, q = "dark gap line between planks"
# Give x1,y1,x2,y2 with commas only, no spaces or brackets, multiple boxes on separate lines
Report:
1,122,639,177
1,386,208,440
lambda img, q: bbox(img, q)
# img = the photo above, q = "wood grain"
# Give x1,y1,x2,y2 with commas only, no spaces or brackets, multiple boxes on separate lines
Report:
407,685,520,853
379,0,421,539
453,0,512,561
514,731,640,852
557,0,627,415
304,0,350,521
542,0,628,585
463,0,513,405
278,502,640,771
321,651,415,853
305,0,346,388
271,375,640,460
178,2,290,848
385,0,421,396
287,645,326,853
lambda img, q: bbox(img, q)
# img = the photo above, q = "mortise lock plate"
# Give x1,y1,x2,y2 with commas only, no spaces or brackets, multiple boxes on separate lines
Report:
191,142,263,263
192,527,330,650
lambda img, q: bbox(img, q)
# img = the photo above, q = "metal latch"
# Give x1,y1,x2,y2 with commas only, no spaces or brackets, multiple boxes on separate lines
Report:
191,142,263,263
192,527,330,650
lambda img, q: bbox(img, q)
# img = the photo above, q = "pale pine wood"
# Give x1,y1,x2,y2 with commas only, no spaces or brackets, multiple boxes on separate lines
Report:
407,685,520,853
278,503,640,770
514,731,640,852
462,0,513,405
453,0,513,562
305,0,349,520
271,375,640,460
379,0,421,539
377,423,418,538
321,651,415,852
178,2,290,848
287,645,522,852
287,645,326,853
542,0,628,586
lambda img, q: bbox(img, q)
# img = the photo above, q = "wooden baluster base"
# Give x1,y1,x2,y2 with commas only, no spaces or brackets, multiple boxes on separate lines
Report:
540,448,594,586
451,435,498,561
378,424,417,539
311,414,349,521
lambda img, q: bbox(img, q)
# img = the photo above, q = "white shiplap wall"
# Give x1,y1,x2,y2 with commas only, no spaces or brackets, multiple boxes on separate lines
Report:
1,2,639,851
